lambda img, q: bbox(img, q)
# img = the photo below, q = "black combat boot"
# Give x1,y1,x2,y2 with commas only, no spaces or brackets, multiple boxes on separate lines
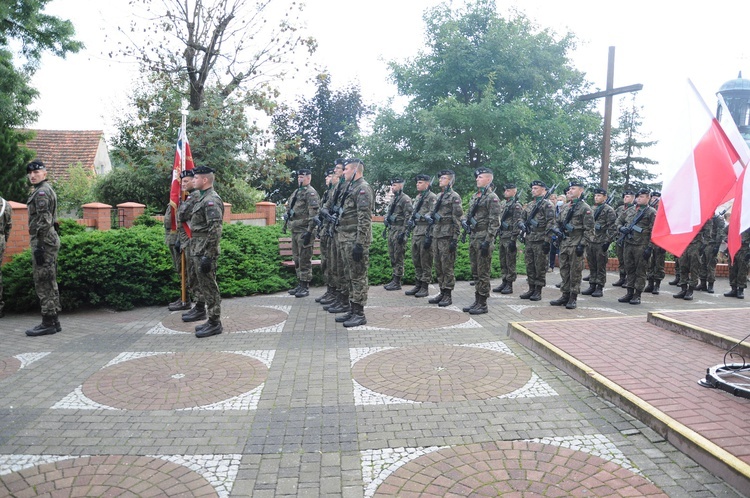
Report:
581,283,596,295
405,282,422,296
644,279,654,293
519,286,535,299
316,286,333,303
501,282,514,294
295,281,310,298
53,315,62,332
651,280,661,295
629,290,642,305
683,286,695,300
463,293,479,312
617,288,635,303
288,280,301,294
737,287,745,299
195,317,223,338
469,294,488,315
695,279,708,291
492,281,507,293
550,293,569,306
674,285,688,299
414,282,430,298
591,284,603,298
26,314,57,336
582,275,590,282
428,289,445,304
565,293,578,310
322,291,341,310
182,303,207,322
343,303,367,327
706,281,714,294
438,289,452,307
168,298,192,311
529,285,542,302
724,286,738,297
384,276,402,291
327,294,351,314
335,302,355,322
668,276,680,286
612,275,625,287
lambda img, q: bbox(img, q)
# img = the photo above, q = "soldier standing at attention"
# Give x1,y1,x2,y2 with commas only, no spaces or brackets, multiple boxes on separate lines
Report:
612,190,635,287
383,177,413,291
673,216,712,301
25,160,62,336
334,158,373,327
493,182,523,295
581,187,616,298
285,169,320,298
176,170,201,311
550,181,594,309
315,167,335,302
644,191,666,295
427,169,463,307
404,174,437,298
698,210,726,294
166,170,197,311
520,180,556,302
616,188,656,305
0,192,12,319
462,168,501,314
319,160,346,308
182,165,224,338
725,221,749,299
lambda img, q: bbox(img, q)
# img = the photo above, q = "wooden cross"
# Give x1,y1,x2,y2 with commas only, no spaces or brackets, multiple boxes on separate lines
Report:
578,46,643,188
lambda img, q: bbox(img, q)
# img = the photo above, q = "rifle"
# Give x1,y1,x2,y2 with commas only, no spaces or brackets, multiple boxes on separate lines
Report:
460,184,493,243
382,190,400,239
424,184,450,249
616,198,658,247
518,183,558,243
399,177,434,245
494,192,520,242
326,180,355,238
314,184,333,238
282,190,299,234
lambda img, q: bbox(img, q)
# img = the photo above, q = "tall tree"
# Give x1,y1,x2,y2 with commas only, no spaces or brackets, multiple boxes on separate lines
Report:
365,0,601,195
609,96,658,192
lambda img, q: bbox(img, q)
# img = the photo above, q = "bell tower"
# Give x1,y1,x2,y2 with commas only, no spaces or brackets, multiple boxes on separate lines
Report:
717,71,750,142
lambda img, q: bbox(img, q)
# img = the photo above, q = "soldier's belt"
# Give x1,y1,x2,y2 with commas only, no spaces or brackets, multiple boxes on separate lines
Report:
337,219,358,226
191,232,208,238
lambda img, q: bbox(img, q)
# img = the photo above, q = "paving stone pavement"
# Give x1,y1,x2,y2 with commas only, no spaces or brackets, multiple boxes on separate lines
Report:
0,270,747,497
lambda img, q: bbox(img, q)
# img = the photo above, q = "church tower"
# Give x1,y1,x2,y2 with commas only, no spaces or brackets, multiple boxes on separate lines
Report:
717,71,750,144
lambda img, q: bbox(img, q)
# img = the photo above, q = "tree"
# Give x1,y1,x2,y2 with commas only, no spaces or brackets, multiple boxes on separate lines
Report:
364,0,601,196
0,127,34,202
52,164,96,217
609,97,659,192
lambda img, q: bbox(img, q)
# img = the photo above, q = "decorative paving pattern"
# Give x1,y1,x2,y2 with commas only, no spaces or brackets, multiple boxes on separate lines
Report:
0,454,240,497
512,304,624,319
367,441,667,497
52,351,272,411
351,343,534,403
351,306,481,331
148,305,290,334
525,434,640,474
0,353,50,382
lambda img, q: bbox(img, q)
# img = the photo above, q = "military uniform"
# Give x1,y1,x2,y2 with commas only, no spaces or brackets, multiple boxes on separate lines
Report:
725,227,750,299
319,173,347,309
326,177,355,314
493,185,523,295
674,221,711,300
285,171,320,297
315,167,336,302
612,193,634,287
698,213,725,293
405,178,437,298
616,193,656,304
582,190,616,297
164,204,181,275
176,188,201,307
520,181,556,301
383,179,413,290
25,161,62,336
0,196,12,318
428,171,463,307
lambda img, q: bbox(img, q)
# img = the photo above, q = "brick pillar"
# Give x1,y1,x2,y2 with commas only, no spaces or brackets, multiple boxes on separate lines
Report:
116,202,146,228
223,203,232,223
82,202,113,231
3,201,29,264
255,201,276,226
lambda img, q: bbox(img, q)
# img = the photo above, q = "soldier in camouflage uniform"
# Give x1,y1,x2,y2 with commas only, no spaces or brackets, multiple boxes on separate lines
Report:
0,193,12,319
616,189,656,305
404,174,437,298
25,161,62,336
673,218,712,301
315,167,335,302
284,168,320,298
697,210,726,294
383,177,413,290
325,164,355,315
175,171,201,311
426,169,463,307
166,170,196,311
334,159,373,327
461,168,501,314
181,166,225,338
319,160,346,308
725,221,749,299
644,191,666,295
612,190,635,287
520,180,556,302
493,183,523,295
550,181,594,309
581,187,616,298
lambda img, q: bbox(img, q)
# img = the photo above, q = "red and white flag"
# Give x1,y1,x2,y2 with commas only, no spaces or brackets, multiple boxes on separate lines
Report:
168,126,194,233
651,80,740,257
716,94,750,205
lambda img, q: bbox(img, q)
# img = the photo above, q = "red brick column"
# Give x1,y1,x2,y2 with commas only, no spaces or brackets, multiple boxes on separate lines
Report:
255,201,276,226
223,203,232,223
116,202,146,228
3,201,29,264
82,202,113,231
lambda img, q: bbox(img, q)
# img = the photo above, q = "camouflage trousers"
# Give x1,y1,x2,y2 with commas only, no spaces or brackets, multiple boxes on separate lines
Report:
411,234,433,285
585,243,608,286
292,230,314,282
32,241,61,315
386,228,407,277
497,238,518,283
524,241,548,287
559,244,586,294
319,234,330,286
699,245,719,283
333,234,348,296
623,243,648,292
729,246,749,289
433,237,457,290
615,242,626,278
646,247,666,281
469,234,493,296
183,247,199,303
339,236,370,306
193,256,221,320
169,242,181,275
678,242,702,288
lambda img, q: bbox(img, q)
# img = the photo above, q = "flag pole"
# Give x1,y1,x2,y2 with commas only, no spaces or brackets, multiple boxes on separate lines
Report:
180,100,189,304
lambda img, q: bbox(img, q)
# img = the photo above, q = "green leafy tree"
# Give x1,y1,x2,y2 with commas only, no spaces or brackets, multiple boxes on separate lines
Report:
0,127,34,201
609,97,659,192
52,164,96,217
364,0,601,196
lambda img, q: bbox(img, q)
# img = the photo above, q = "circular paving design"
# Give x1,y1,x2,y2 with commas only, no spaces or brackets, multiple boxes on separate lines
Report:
352,345,532,402
82,352,267,410
360,306,470,330
162,304,287,333
0,455,217,497
0,356,21,382
520,305,621,320
374,441,667,497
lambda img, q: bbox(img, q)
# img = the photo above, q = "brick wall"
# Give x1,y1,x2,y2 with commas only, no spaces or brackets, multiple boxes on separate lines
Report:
3,202,29,264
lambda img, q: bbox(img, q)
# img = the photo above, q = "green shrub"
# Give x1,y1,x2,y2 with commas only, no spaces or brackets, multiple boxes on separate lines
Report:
56,218,87,236
133,213,161,227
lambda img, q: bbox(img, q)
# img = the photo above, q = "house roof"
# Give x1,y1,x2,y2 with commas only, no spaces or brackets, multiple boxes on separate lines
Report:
23,129,105,182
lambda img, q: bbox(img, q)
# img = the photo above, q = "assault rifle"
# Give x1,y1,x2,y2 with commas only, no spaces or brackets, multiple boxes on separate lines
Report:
616,197,658,247
553,187,588,242
399,177,434,245
460,184,494,243
518,183,558,243
326,180,355,238
424,185,451,249
494,192,520,242
382,190,400,239
592,191,615,232
282,191,299,234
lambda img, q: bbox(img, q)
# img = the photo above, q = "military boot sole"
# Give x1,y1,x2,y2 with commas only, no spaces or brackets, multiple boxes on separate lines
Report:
468,306,488,315
343,316,367,327
26,325,57,337
195,324,223,338
182,312,208,322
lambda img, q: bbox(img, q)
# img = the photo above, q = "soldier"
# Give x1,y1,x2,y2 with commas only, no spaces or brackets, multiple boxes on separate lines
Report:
426,169,463,307
581,188,616,298
725,220,748,299
0,192,12,318
326,161,355,315
644,191,666,294
181,165,224,338
175,170,201,311
673,216,712,300
612,190,635,287
383,177,413,290
462,168,501,314
284,169,320,298
319,160,347,308
25,160,62,336
315,167,336,302
404,174,437,298
334,158,373,327
493,183,523,295
166,170,196,311
550,181,594,309
519,180,556,301
616,188,656,305
697,209,726,293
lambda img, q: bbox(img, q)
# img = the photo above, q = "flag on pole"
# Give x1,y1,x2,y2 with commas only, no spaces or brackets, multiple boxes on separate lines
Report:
651,80,740,257
716,94,750,205
168,126,194,231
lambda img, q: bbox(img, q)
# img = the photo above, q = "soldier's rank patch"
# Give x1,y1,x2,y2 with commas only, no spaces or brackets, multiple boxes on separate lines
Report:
38,191,46,196
208,201,215,206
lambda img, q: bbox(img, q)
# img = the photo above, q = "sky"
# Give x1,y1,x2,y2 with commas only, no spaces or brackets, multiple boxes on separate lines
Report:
30,0,750,182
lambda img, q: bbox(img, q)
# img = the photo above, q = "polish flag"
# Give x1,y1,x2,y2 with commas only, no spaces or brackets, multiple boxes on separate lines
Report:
717,94,750,205
168,126,194,233
651,80,740,257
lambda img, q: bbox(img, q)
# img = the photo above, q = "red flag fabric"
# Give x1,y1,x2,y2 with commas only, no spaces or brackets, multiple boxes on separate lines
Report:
716,94,750,205
651,81,739,257
168,128,195,233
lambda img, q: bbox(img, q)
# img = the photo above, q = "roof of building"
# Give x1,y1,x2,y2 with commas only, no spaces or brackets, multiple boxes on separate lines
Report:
719,71,750,93
23,129,106,182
